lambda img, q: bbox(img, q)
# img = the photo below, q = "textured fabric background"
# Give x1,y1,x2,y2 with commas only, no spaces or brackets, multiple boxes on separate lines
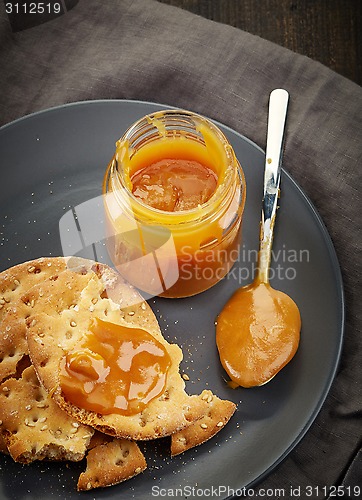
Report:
0,0,361,497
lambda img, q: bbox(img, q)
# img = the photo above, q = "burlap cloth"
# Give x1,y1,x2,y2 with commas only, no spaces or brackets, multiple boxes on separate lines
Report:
0,1,361,498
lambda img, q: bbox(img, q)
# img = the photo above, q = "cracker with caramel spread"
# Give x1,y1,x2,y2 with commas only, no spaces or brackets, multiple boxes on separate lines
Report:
25,262,222,440
0,258,148,490
0,256,236,492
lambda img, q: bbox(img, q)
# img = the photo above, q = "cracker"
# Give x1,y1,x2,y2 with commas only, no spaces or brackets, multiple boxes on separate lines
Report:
77,439,147,491
0,257,67,384
0,365,93,464
0,257,68,454
87,430,113,450
0,257,67,321
0,308,32,386
170,390,236,456
25,263,216,440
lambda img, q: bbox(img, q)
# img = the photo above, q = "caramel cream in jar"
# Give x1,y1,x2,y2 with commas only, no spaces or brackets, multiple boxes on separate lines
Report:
103,110,246,298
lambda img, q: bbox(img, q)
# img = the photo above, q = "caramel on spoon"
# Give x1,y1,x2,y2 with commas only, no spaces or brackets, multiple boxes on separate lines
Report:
216,89,301,388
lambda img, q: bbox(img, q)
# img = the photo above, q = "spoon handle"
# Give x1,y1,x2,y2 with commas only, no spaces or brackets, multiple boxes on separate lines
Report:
258,88,289,283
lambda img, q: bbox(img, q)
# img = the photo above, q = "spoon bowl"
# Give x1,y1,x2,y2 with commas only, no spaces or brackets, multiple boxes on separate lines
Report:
216,281,301,388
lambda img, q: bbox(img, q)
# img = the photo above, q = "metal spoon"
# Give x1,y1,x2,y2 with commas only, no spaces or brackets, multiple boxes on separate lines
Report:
216,89,301,388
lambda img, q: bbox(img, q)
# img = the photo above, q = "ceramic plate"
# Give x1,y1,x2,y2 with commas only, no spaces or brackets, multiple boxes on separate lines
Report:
0,100,344,499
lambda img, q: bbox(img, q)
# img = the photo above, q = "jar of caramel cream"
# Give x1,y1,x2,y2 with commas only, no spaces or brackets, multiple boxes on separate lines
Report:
103,109,246,298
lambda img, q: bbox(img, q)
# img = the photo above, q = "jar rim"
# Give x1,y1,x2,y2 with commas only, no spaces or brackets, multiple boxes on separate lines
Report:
111,109,246,225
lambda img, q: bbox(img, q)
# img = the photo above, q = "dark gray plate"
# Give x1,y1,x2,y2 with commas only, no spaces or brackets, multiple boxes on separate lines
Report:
0,100,344,499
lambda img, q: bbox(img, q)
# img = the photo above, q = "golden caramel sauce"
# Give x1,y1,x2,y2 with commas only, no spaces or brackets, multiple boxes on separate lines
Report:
104,114,245,298
131,159,218,211
60,318,171,415
216,281,301,388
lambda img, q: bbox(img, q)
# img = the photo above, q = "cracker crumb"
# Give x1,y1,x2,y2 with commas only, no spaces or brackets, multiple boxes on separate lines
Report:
182,373,190,381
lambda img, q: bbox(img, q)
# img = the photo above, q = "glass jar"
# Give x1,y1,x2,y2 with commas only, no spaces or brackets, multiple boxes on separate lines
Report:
103,109,246,298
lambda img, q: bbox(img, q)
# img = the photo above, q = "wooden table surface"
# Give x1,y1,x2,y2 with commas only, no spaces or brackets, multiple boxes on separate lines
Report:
159,0,362,86
4,1,361,85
